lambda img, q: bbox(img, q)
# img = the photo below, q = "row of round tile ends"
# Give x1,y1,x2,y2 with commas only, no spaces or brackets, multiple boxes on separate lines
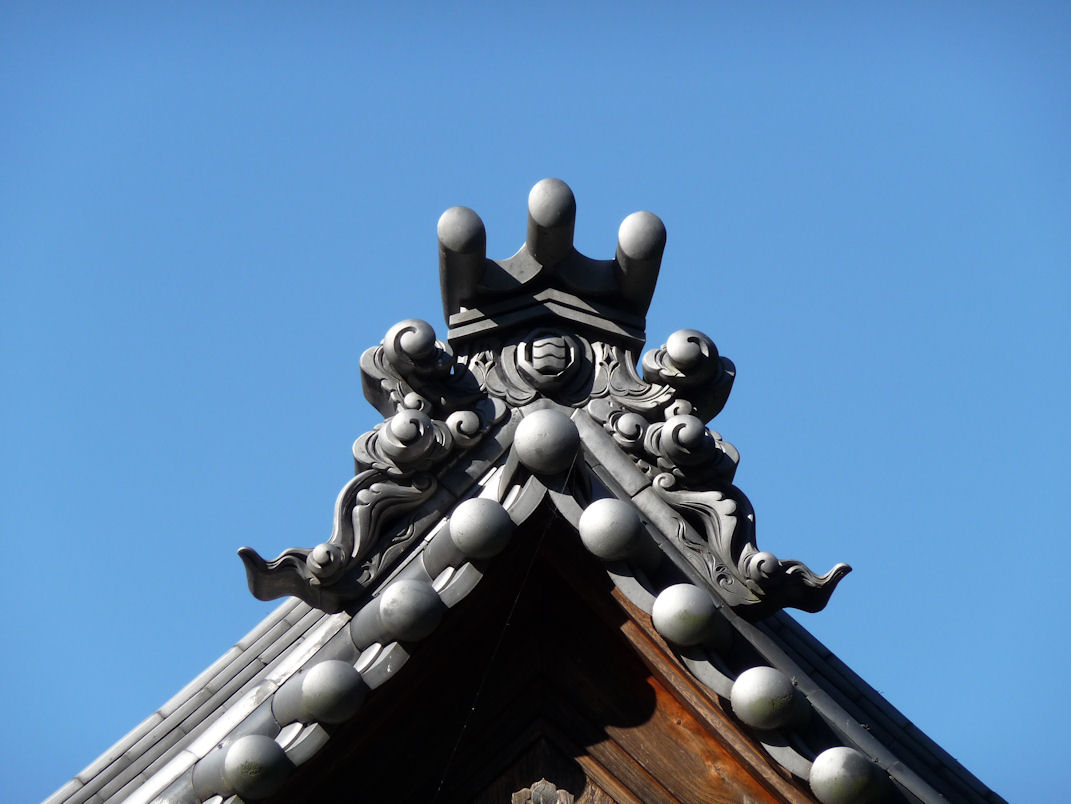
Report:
196,416,886,801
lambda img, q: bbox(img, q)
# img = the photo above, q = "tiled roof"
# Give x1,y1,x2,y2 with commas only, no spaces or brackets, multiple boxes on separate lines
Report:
48,403,1003,804
49,180,1005,803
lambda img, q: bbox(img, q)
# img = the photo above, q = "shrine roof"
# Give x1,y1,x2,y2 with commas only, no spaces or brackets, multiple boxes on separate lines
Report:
48,180,1004,804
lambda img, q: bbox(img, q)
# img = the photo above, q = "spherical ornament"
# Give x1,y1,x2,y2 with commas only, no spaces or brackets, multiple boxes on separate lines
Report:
666,329,716,370
388,409,428,443
651,583,719,646
662,414,708,455
446,409,481,442
612,411,647,444
730,666,799,730
306,542,346,581
222,735,291,799
377,580,443,642
528,178,576,228
385,318,438,362
809,746,883,804
437,206,486,255
449,498,514,559
617,211,666,261
300,660,366,724
745,551,781,581
578,499,645,561
514,409,580,474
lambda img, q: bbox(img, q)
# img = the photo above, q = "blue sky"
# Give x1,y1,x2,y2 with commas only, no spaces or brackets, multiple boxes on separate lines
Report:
3,4,1068,801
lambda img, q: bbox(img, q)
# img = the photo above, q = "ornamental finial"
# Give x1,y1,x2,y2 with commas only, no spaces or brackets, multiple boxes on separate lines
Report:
241,179,849,619
438,178,664,351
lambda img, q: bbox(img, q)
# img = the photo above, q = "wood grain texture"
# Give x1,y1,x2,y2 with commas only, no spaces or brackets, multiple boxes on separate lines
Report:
263,509,817,803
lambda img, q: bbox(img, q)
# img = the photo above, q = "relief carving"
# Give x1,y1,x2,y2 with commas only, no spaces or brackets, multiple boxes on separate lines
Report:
239,178,848,617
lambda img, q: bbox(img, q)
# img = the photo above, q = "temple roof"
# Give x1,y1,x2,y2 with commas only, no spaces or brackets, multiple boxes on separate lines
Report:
48,180,1004,804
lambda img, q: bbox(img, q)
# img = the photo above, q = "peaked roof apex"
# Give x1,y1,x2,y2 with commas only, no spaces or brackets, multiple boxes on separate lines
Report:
239,179,848,620
49,180,1006,804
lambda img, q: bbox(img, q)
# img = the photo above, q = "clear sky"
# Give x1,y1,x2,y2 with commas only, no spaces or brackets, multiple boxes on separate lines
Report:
3,4,1068,801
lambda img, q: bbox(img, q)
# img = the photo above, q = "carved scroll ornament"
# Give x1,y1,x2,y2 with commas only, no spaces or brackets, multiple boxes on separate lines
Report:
239,179,848,616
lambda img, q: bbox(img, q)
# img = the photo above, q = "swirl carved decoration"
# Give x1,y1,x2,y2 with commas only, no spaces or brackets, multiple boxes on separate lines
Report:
239,317,848,615
239,319,506,612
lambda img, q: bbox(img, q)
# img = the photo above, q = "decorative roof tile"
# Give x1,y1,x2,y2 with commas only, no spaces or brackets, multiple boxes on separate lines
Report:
51,181,1003,804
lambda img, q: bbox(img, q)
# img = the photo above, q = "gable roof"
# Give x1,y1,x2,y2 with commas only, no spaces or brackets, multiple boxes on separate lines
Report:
48,180,1005,804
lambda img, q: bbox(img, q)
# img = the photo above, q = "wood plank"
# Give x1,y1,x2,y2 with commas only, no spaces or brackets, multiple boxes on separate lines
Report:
262,511,817,803
540,523,814,803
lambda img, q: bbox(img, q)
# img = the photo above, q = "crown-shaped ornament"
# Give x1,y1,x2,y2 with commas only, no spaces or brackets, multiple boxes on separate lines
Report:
439,178,665,350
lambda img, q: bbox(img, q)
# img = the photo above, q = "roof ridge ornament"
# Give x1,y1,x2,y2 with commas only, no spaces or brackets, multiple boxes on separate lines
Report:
439,177,664,350
239,179,849,617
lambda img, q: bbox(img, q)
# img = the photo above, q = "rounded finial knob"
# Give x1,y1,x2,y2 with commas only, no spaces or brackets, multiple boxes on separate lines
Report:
660,414,711,465
579,499,646,561
665,329,717,370
306,542,346,581
526,179,577,266
300,660,367,724
528,178,576,228
449,497,514,559
616,210,666,313
383,319,438,364
617,210,666,261
652,583,722,646
514,409,580,474
438,206,486,309
377,580,444,642
222,735,291,799
809,747,885,804
437,206,486,255
730,666,802,730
